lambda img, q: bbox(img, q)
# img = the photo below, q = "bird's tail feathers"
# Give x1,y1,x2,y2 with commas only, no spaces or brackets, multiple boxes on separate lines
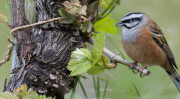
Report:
166,70,180,92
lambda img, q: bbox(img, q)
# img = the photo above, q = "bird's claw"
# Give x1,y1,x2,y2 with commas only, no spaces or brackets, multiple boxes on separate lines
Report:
140,72,146,78
138,67,148,78
129,61,139,74
130,64,138,74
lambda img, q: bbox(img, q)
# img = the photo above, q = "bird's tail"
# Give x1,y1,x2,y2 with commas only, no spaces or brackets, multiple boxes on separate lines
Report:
166,70,180,92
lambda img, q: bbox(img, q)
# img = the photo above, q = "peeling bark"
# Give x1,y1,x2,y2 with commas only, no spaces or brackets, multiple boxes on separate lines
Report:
7,0,94,98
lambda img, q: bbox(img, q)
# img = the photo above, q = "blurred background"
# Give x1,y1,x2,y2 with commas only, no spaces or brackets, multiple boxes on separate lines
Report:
0,0,180,99
0,0,11,91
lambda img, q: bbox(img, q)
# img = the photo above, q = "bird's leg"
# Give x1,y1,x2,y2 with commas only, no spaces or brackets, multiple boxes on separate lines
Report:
130,61,138,74
139,64,150,78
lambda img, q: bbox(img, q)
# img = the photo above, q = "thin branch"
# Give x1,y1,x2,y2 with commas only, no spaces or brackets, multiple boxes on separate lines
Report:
10,17,63,36
3,22,12,29
103,47,151,76
101,0,115,16
0,43,14,66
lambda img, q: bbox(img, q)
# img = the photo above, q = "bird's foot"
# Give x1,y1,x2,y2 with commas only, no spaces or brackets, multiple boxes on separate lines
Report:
130,61,138,74
138,64,150,78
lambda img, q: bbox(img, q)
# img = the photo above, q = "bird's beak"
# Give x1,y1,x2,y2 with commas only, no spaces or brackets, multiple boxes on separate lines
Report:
116,21,123,27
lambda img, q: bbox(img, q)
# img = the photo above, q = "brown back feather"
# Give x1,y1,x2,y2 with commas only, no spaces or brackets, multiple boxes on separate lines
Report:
147,21,178,69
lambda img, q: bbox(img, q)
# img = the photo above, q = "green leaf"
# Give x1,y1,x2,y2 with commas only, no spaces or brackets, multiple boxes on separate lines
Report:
94,14,117,34
69,61,92,76
70,77,79,99
103,76,109,99
81,20,93,33
22,92,52,99
97,76,100,99
87,64,104,75
0,91,19,99
12,84,52,99
0,13,8,23
92,32,106,58
79,79,88,99
100,0,120,16
67,48,93,76
84,42,90,50
5,2,11,9
58,9,76,24
72,48,91,59
100,0,112,8
67,32,109,75
87,32,106,75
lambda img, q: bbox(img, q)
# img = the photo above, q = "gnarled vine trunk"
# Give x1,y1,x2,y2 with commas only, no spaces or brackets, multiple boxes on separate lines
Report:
7,0,95,98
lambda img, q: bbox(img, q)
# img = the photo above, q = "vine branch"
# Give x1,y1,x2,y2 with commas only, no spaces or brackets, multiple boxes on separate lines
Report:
0,38,14,66
10,17,63,36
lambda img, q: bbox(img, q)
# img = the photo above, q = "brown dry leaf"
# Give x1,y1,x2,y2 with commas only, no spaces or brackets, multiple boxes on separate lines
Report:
62,0,87,15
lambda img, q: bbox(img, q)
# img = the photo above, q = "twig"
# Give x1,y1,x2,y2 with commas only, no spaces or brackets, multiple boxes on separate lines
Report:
3,78,7,92
103,47,151,76
88,0,101,21
0,38,14,66
10,17,63,36
90,0,100,15
4,22,12,29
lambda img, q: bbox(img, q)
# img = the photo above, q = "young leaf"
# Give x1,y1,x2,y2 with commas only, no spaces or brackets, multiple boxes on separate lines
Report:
92,32,106,59
0,13,8,23
87,64,104,75
0,91,18,99
81,20,93,33
58,9,76,24
94,14,117,34
100,0,120,17
62,0,87,15
87,32,106,75
14,84,28,98
100,0,112,8
12,84,52,99
67,48,93,76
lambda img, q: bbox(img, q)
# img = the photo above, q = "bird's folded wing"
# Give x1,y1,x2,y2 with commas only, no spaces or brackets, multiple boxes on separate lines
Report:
147,21,178,69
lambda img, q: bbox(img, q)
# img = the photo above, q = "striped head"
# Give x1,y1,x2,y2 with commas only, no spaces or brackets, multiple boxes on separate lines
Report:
116,12,148,29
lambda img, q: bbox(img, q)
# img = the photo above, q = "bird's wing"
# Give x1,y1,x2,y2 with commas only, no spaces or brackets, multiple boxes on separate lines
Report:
147,21,178,69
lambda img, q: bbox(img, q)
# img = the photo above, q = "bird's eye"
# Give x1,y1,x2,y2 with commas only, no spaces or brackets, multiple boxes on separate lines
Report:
122,19,130,23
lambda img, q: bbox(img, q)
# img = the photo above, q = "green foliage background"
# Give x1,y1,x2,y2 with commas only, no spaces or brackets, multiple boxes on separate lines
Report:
0,0,11,91
0,0,180,99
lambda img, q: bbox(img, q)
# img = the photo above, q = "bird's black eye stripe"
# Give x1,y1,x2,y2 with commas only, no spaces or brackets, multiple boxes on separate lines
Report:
122,19,130,23
122,18,142,23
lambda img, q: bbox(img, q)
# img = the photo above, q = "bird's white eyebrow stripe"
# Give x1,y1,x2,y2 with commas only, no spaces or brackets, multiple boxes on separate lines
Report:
122,14,143,21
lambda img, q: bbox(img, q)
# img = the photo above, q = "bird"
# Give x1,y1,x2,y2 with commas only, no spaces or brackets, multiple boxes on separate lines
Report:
116,12,180,92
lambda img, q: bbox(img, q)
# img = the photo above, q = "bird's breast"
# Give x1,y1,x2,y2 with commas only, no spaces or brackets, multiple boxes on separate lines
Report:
122,29,167,65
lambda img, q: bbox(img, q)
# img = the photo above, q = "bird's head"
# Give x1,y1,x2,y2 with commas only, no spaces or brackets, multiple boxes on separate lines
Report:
116,12,148,29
